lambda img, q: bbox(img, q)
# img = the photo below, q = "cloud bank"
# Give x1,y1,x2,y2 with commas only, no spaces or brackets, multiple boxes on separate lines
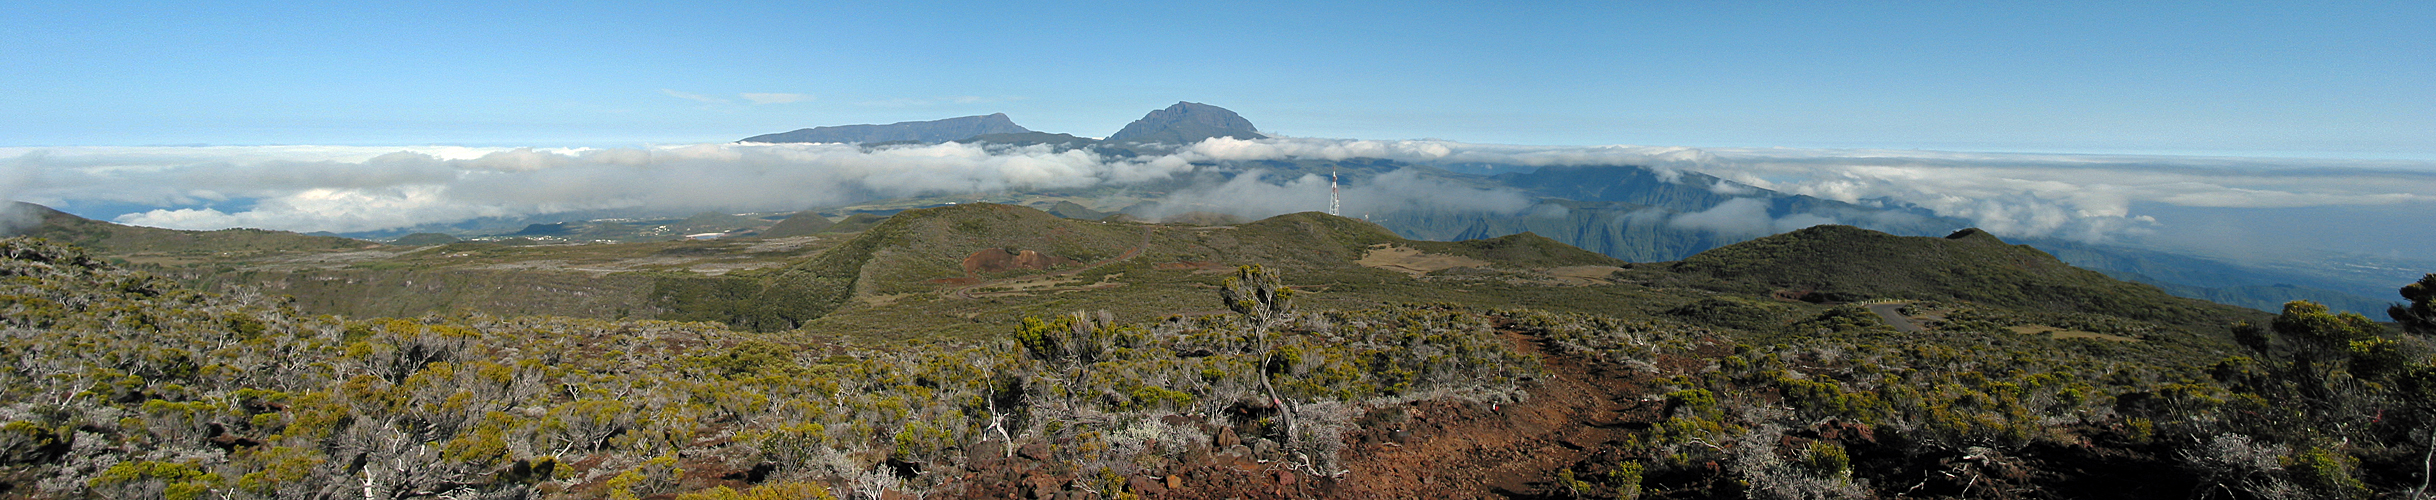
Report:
1668,198,1838,238
1170,137,2436,252
1139,168,1533,222
3,143,1197,233
3,137,2428,259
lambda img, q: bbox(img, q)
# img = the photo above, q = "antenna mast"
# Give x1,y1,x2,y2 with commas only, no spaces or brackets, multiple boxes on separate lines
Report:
1328,168,1341,216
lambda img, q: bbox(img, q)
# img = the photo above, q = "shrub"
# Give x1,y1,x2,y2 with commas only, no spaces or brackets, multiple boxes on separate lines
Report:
675,482,839,500
1666,297,1785,331
1607,461,1645,500
2284,446,2368,500
1801,441,1849,476
606,454,687,500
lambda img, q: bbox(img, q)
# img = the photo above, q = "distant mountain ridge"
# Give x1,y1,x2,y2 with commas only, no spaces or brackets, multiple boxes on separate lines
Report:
1107,101,1266,144
738,101,1269,148
741,113,1031,144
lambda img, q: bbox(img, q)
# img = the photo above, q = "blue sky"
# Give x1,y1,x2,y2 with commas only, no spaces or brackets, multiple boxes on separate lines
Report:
5,1,2432,158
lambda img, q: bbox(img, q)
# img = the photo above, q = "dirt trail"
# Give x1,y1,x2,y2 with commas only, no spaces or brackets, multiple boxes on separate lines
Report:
1866,303,1924,332
941,320,1695,499
1316,326,1666,498
944,226,1153,299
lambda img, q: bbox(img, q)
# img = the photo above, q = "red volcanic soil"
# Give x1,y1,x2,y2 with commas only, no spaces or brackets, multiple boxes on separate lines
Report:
1154,260,1222,271
964,248,1080,275
926,325,1731,499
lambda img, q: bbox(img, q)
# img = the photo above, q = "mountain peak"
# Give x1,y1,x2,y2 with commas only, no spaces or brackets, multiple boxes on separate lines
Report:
1106,101,1266,144
740,113,1031,144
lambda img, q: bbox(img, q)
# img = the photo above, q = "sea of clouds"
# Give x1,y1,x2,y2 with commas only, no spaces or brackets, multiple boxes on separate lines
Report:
3,137,2429,259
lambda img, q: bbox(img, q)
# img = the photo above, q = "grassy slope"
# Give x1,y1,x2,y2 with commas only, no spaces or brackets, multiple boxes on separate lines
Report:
760,211,836,238
1408,231,1626,268
13,202,375,258
32,200,2271,355
152,229,841,321
655,204,1147,332
1669,225,2262,340
790,210,1687,341
1,219,2422,498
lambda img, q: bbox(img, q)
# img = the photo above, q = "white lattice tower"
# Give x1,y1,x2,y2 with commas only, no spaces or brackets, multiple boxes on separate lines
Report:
1329,169,1341,216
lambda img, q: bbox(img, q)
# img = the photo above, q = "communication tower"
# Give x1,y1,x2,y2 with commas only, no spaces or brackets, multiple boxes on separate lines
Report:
1329,169,1341,216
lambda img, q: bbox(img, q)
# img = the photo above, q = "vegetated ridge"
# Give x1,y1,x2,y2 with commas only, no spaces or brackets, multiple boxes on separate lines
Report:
3,228,2432,498
4,202,375,258
1672,226,2254,327
760,211,838,238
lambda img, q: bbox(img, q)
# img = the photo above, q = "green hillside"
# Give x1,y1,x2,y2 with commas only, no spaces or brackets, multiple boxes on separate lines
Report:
760,211,835,238
652,204,1145,331
823,213,888,233
2,226,2428,498
1374,200,1735,262
5,202,2432,498
1406,231,1623,268
9,202,376,260
1044,201,1110,220
654,206,1671,338
1672,226,2257,328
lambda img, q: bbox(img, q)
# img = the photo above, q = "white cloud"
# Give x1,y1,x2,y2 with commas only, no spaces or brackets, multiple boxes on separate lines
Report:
1135,168,1532,222
1181,137,1720,183
0,153,42,234
660,89,731,104
1666,198,1836,237
740,93,813,105
1174,138,2435,247
1708,180,1755,195
4,136,2429,255
1665,149,2436,244
5,141,1294,233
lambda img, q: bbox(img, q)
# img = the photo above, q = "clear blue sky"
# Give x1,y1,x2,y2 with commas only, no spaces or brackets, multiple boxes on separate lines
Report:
7,1,2431,159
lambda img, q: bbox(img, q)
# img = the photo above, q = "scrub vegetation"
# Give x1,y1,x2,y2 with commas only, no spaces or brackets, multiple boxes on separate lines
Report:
0,243,1536,498
1,202,2432,499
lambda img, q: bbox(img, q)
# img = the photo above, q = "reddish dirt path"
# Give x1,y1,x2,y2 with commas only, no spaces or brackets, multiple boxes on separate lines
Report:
936,322,1712,499
943,226,1154,300
1311,328,1665,498
1149,324,1675,499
